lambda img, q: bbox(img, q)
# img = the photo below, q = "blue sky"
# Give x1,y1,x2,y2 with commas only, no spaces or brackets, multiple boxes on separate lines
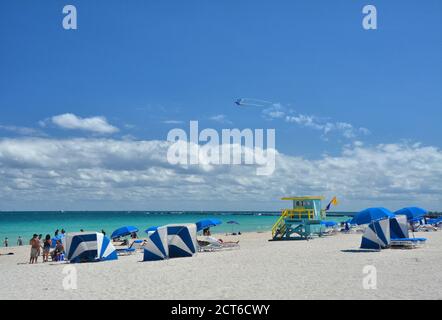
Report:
0,1,441,211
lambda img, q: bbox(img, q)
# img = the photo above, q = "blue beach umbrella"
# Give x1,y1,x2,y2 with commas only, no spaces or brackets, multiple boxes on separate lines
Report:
195,219,222,232
394,207,427,221
111,226,139,239
351,207,395,225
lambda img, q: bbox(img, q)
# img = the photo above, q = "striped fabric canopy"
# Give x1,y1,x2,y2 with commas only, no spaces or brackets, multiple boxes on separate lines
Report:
167,224,197,258
390,215,409,239
361,219,391,250
143,226,168,261
65,232,118,263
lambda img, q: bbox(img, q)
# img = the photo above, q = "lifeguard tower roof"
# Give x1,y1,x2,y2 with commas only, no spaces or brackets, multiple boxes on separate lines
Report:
281,196,324,201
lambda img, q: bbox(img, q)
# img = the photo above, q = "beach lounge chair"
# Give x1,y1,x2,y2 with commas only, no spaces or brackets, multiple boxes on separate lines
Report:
390,237,427,249
415,224,438,232
427,218,442,228
197,236,240,252
321,221,339,236
410,217,441,232
116,239,144,255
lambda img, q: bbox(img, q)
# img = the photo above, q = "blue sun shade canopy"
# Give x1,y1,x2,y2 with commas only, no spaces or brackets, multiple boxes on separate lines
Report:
394,207,427,221
195,219,222,232
111,226,139,239
351,207,395,225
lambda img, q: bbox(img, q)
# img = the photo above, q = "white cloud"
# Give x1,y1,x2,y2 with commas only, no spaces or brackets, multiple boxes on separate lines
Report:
285,114,371,139
0,125,46,137
162,120,184,125
49,113,119,134
260,104,370,140
262,104,287,120
209,114,232,125
0,137,441,210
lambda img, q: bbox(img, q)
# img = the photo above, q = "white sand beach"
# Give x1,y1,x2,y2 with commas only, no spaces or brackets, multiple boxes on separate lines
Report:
0,231,441,300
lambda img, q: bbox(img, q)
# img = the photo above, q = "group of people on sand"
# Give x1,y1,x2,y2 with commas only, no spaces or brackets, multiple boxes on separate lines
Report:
28,230,66,264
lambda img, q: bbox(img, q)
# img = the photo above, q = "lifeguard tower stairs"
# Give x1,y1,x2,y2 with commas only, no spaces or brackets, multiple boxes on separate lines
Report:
272,197,326,240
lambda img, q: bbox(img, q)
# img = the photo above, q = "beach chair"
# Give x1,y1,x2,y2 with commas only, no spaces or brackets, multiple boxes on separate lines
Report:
116,239,144,255
427,218,442,228
197,236,240,252
321,221,339,236
410,217,441,232
390,238,427,249
414,224,438,232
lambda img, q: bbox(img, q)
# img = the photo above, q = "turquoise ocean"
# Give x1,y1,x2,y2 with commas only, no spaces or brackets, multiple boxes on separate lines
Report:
0,211,353,246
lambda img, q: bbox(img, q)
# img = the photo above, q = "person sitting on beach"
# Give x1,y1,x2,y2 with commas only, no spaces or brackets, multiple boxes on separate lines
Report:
17,236,23,246
203,228,211,236
198,236,240,248
52,240,65,262
130,232,138,239
42,235,52,263
29,234,40,264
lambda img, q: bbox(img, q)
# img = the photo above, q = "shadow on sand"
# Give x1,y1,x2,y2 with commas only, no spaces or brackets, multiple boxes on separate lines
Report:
341,249,381,253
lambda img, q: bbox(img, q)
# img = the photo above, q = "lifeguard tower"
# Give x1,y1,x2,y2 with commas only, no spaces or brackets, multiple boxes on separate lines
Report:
271,196,326,240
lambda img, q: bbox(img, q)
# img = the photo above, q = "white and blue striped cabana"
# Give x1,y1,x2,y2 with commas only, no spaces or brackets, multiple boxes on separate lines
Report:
143,226,168,261
65,232,118,263
390,215,409,239
360,219,391,250
167,224,197,258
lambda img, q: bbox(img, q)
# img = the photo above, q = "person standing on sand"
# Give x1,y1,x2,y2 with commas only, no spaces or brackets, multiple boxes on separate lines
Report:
29,234,40,264
3,237,8,247
42,235,52,263
17,236,23,246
